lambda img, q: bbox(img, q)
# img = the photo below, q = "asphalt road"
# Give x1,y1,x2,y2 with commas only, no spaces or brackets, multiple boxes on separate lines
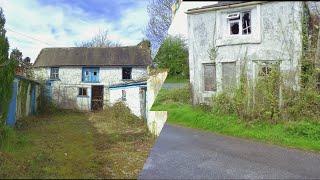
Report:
139,124,320,179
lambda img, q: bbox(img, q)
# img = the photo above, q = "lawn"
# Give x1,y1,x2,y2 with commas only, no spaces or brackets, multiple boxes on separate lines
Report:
0,103,155,179
152,85,320,153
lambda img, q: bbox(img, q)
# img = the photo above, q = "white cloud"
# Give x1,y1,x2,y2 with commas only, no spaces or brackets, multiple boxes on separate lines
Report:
0,0,148,62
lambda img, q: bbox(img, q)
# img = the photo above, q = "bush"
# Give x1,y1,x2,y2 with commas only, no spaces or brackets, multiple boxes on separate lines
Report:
286,121,320,141
212,62,320,123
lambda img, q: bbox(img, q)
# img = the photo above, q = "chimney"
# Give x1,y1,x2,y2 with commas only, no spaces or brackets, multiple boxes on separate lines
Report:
137,40,151,50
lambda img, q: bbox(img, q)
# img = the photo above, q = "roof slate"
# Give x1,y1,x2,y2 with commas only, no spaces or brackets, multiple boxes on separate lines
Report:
33,46,152,67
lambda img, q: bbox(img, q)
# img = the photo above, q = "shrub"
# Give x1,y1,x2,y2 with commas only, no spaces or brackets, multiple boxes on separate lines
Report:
286,121,320,141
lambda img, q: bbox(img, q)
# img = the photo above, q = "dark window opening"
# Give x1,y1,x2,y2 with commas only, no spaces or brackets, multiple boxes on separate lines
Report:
79,88,87,96
242,12,251,34
122,90,126,101
122,67,132,80
94,71,97,76
230,22,239,35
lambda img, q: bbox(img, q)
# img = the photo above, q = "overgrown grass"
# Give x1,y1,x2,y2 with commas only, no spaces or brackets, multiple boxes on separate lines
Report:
152,85,320,152
0,103,155,178
164,76,189,83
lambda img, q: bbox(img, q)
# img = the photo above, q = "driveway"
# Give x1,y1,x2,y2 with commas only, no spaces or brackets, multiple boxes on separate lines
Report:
139,124,320,179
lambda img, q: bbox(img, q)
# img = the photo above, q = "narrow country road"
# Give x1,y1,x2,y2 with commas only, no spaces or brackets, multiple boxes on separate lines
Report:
139,124,320,179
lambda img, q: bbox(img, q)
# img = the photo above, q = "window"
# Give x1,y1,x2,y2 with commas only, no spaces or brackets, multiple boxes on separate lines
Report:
203,63,216,91
50,67,59,79
222,62,236,91
78,88,87,96
258,66,272,77
257,62,279,77
227,11,251,35
122,67,132,80
82,67,99,83
122,90,126,101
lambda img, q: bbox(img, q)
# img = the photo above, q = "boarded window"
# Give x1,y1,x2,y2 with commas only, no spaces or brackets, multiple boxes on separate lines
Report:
203,63,216,91
122,67,132,80
222,62,236,90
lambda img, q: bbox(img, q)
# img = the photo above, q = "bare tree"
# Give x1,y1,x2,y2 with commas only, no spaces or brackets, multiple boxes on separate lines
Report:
145,0,176,57
75,29,122,47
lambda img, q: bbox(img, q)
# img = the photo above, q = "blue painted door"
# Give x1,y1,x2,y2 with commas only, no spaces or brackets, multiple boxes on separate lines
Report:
30,84,36,114
6,80,18,127
45,80,52,102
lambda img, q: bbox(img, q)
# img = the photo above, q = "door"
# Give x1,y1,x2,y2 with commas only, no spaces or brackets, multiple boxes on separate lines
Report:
7,80,18,127
91,85,104,111
139,87,147,119
30,84,36,114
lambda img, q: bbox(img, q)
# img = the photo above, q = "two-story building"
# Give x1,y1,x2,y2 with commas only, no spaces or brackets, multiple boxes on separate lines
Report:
33,41,152,118
187,1,307,104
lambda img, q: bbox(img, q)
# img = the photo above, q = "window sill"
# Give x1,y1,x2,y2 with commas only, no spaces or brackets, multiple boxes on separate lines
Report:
216,35,261,47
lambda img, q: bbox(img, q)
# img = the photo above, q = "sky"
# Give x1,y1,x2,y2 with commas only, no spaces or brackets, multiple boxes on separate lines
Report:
0,0,150,62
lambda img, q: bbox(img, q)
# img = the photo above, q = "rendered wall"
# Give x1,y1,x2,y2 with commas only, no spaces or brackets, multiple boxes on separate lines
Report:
188,1,304,104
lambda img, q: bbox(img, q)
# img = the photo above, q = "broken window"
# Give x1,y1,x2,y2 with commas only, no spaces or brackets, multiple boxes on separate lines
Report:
122,90,126,101
122,67,132,80
242,12,251,34
258,66,273,77
203,63,217,91
222,62,237,91
50,67,59,79
78,88,87,96
227,11,251,35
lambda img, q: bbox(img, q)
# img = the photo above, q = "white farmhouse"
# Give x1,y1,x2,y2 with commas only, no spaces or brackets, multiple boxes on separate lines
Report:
33,41,152,118
187,1,307,104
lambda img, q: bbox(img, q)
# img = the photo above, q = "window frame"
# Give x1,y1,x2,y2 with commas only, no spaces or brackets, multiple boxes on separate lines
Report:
227,11,251,36
202,63,217,92
78,87,88,97
122,67,132,80
50,67,59,80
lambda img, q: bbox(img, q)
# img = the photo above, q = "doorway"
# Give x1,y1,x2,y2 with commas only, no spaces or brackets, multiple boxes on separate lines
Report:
91,85,104,111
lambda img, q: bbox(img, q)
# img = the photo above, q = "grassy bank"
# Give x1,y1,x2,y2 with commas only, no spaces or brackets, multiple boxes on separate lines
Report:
152,86,320,152
0,103,155,178
164,76,189,83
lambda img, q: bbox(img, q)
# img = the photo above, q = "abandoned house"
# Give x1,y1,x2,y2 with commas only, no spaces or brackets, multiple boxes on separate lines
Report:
32,41,152,118
187,1,311,104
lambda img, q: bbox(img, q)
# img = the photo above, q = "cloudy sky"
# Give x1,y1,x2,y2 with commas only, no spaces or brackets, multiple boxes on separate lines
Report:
0,0,149,62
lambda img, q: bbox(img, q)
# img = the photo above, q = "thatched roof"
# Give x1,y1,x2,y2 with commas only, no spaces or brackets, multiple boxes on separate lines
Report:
33,45,152,67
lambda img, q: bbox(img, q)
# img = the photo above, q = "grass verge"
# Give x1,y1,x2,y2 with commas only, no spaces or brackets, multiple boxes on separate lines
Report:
152,86,320,153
